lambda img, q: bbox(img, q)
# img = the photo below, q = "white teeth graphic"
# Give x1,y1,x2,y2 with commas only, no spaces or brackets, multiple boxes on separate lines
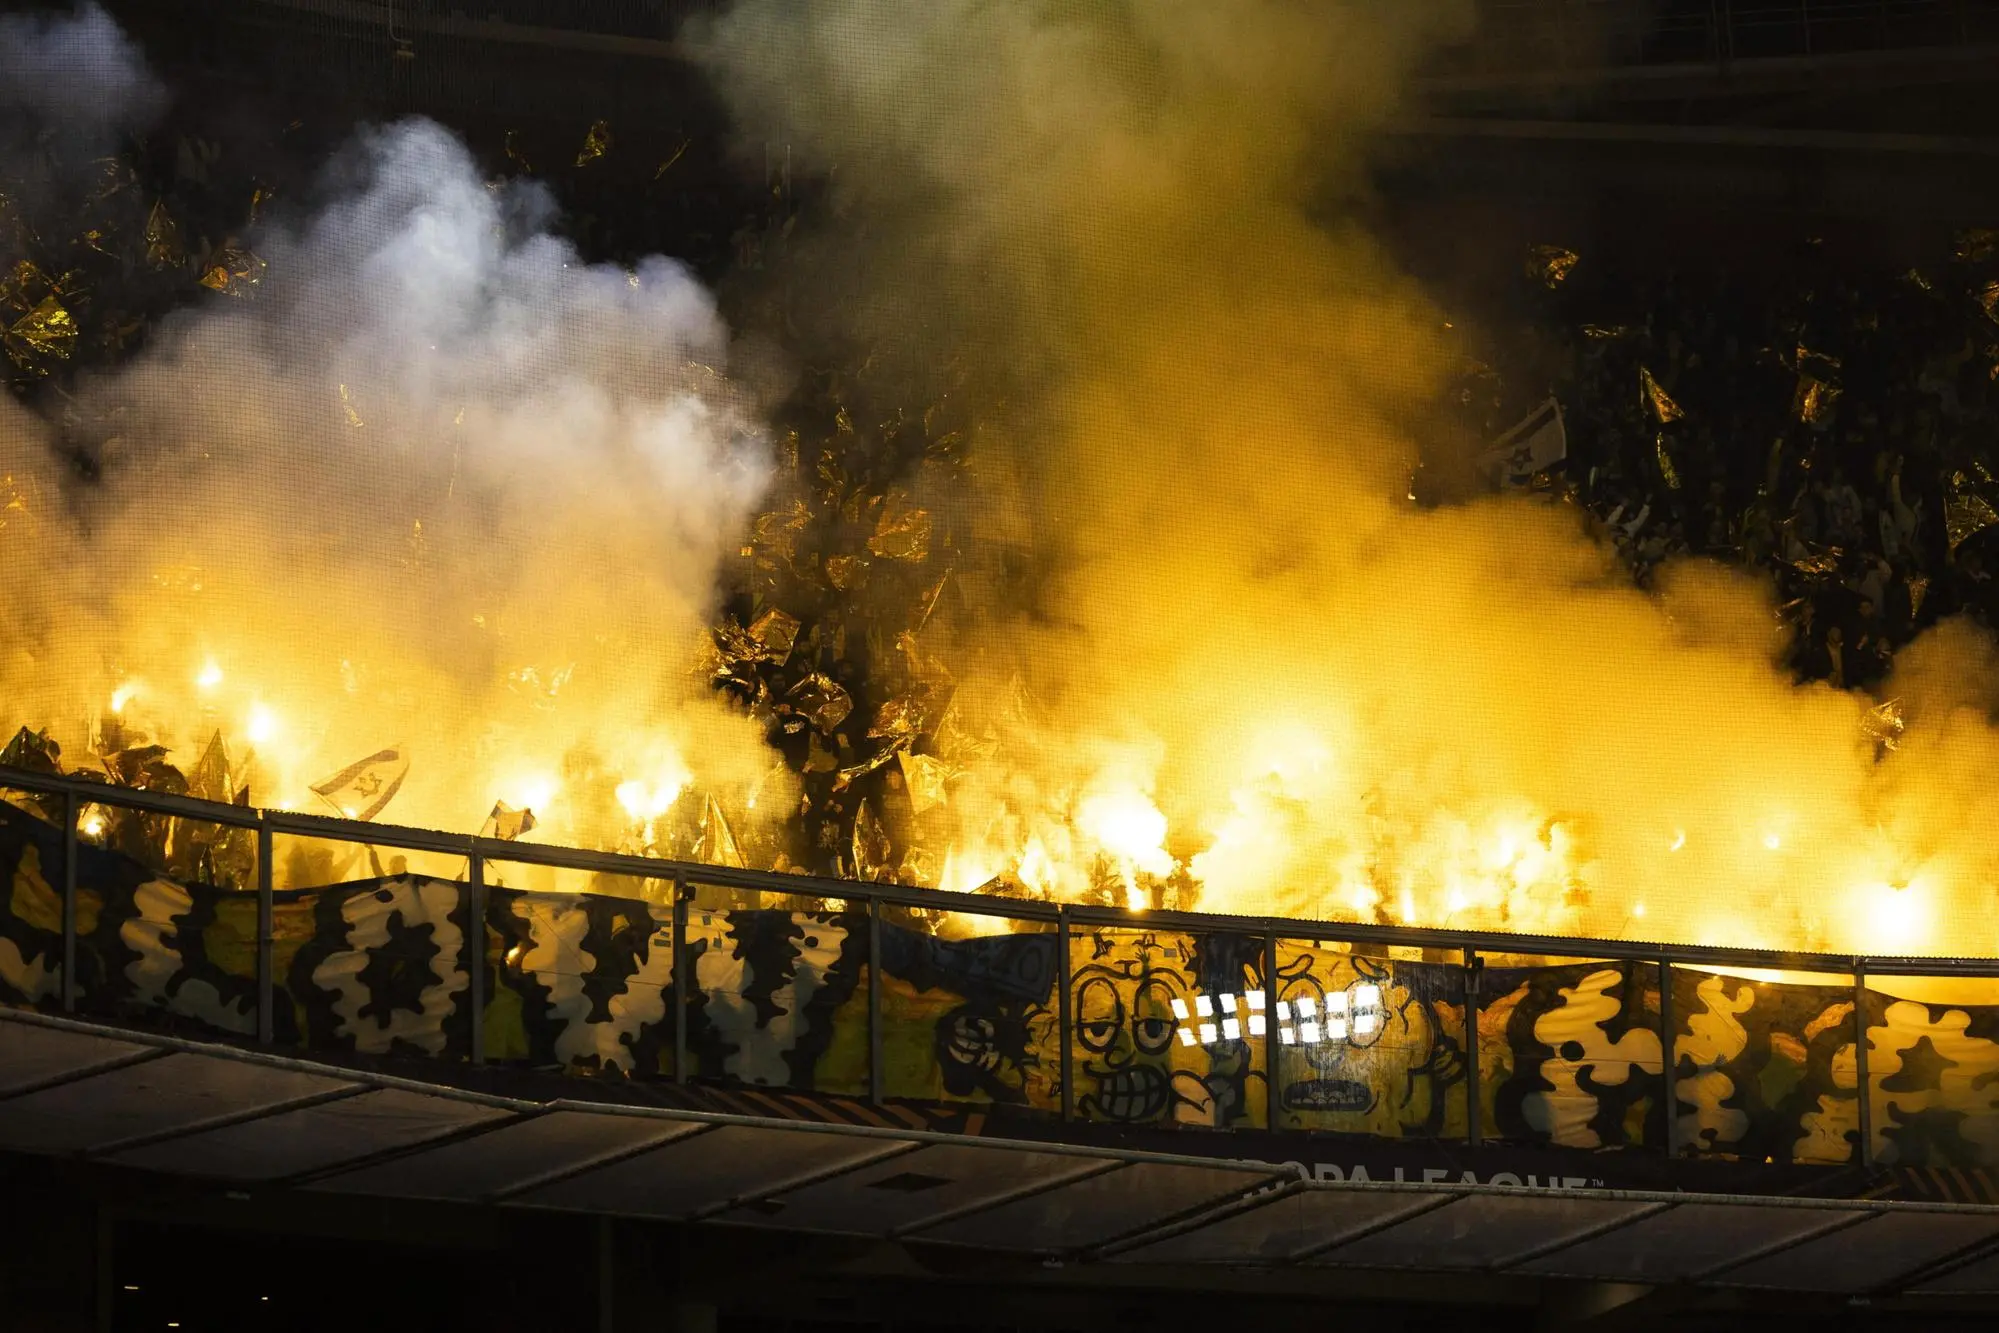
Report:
1094,1066,1168,1120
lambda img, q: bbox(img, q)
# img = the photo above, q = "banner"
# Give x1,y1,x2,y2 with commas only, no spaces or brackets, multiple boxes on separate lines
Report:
7,799,1998,1181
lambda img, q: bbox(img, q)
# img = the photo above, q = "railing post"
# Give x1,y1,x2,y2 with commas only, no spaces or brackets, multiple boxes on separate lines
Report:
1658,957,1677,1157
468,851,485,1065
256,816,274,1045
867,898,884,1105
61,788,77,1014
1464,946,1482,1146
1854,957,1873,1169
672,871,690,1086
1263,931,1279,1131
1058,905,1074,1123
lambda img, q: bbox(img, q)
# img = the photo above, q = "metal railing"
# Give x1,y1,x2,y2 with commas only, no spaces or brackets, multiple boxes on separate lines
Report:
5,761,1990,975
5,760,1996,1165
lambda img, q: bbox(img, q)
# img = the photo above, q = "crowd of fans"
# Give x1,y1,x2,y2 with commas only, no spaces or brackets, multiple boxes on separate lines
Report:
1464,234,1999,691
8,105,1999,873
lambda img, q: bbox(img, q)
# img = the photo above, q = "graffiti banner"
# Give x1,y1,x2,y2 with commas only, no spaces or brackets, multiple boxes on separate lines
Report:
9,801,1999,1178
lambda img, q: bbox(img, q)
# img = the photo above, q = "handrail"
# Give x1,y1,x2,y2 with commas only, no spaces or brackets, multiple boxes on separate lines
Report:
6,760,1996,976
12,756,1995,1166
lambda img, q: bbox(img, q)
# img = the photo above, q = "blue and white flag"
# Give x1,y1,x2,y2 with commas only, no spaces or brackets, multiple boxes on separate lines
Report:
1479,397,1567,488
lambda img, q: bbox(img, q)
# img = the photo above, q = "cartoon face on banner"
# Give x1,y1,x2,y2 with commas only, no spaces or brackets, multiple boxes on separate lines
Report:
1069,930,1265,1127
1271,943,1467,1138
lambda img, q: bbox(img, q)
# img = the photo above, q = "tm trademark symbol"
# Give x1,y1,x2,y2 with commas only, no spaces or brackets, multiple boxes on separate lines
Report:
1591,1179,1604,1187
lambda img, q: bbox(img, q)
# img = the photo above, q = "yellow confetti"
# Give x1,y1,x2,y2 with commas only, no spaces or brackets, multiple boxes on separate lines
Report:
143,200,184,269
654,139,690,180
575,119,611,167
1525,244,1578,288
198,241,267,297
4,295,77,372
868,489,933,561
1654,433,1682,490
1945,474,1999,552
1639,367,1683,424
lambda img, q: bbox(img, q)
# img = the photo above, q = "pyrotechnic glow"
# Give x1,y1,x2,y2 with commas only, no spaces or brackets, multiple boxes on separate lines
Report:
246,703,280,746
938,846,998,895
6,0,1999,964
503,771,561,818
1017,837,1055,897
1077,784,1174,911
615,756,690,822
1861,879,1932,954
1077,787,1171,875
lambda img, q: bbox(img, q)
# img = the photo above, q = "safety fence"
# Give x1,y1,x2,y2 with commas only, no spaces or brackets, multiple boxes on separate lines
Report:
5,764,1999,1171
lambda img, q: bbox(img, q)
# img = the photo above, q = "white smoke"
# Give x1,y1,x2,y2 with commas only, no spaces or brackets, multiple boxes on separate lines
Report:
2,55,783,843
0,2,163,144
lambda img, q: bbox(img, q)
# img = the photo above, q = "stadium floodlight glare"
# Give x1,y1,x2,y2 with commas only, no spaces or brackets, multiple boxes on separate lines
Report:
1199,1021,1218,1043
1222,1017,1241,1040
1178,1027,1197,1046
1196,995,1214,1017
1171,997,1190,1020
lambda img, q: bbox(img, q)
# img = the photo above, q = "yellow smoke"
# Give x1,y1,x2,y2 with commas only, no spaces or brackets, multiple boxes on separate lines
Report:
700,0,1999,955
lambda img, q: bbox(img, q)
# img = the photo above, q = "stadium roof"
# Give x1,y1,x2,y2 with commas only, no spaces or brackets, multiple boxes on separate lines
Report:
9,1005,1999,1302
